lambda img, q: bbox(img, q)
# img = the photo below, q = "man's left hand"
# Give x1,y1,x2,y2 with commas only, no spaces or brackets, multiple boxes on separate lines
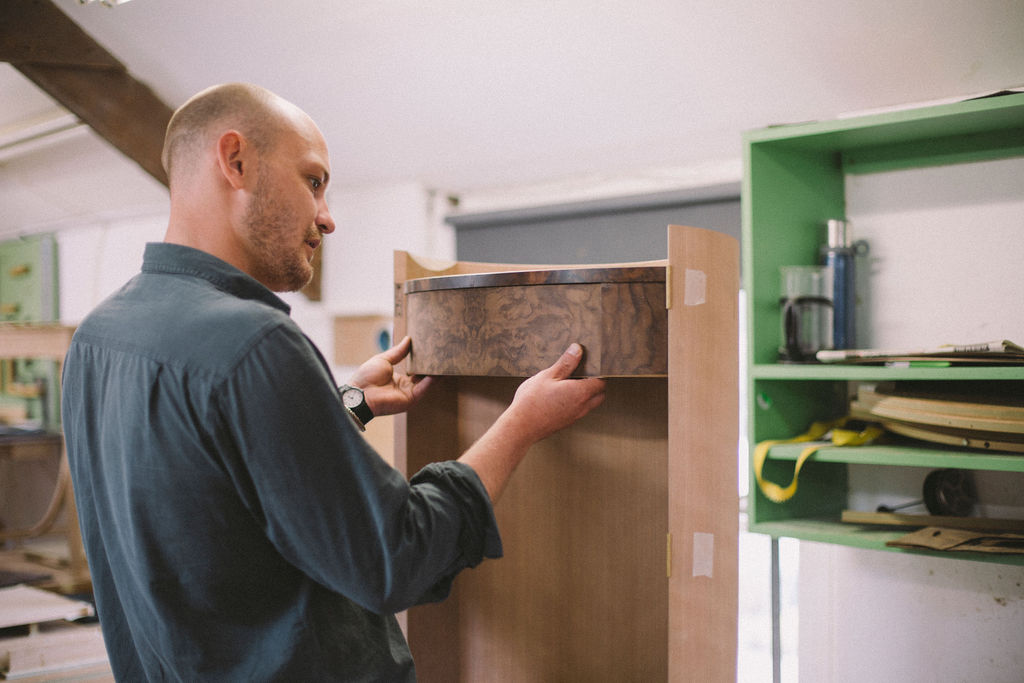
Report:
347,336,433,417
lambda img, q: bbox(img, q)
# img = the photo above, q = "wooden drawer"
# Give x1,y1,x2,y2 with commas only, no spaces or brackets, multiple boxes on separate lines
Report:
403,266,667,377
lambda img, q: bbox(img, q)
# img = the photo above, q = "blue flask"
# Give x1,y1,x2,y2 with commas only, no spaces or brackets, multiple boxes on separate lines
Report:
822,219,855,349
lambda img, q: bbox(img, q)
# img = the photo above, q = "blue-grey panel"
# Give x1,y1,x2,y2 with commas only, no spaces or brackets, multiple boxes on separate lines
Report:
452,189,740,266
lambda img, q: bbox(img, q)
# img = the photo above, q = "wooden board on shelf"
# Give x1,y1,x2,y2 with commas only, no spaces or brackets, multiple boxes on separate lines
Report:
0,624,111,682
857,386,1024,434
841,509,1024,533
852,383,1024,454
0,584,93,629
0,324,75,360
878,420,1024,454
886,526,1024,555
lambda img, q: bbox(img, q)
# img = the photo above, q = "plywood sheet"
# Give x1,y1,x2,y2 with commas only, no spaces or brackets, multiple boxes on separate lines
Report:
0,623,109,680
666,225,739,682
407,377,669,681
0,584,93,629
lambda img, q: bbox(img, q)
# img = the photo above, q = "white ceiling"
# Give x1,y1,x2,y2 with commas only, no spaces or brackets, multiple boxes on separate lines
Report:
2,0,1024,236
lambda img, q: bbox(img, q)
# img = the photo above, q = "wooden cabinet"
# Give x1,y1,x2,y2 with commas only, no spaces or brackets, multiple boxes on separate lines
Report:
393,225,738,681
743,91,1024,564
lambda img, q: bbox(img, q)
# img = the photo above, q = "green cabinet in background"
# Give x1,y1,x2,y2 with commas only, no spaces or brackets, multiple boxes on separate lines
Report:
0,234,59,429
0,234,58,323
743,92,1024,566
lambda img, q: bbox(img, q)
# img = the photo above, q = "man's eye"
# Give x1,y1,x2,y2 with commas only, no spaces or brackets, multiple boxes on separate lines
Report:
310,178,323,191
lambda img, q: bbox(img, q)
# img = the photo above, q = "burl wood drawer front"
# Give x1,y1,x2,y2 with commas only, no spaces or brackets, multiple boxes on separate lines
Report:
403,267,667,377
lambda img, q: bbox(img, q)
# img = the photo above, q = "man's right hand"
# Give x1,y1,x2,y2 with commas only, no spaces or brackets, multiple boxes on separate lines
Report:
504,343,606,445
458,343,606,502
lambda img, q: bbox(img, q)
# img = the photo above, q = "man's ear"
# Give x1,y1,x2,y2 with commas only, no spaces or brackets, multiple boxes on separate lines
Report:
215,130,253,190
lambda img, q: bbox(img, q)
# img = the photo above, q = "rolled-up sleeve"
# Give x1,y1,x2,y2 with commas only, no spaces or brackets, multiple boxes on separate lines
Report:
408,461,504,604
214,322,503,615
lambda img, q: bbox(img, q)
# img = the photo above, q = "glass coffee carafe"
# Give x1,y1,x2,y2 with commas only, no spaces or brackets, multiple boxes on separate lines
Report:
778,265,834,363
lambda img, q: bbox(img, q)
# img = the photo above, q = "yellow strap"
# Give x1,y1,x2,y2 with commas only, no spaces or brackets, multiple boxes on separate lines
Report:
831,424,884,447
754,419,883,503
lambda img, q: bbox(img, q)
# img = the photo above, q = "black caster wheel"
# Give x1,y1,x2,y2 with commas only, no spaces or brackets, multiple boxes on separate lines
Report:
923,469,976,517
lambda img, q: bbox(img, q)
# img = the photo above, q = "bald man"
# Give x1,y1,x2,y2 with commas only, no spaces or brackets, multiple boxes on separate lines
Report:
61,83,605,681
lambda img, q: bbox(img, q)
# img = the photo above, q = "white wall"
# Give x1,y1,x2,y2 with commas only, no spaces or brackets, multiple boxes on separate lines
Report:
800,544,1024,682
796,157,1024,681
56,181,449,382
850,156,1024,348
57,213,166,323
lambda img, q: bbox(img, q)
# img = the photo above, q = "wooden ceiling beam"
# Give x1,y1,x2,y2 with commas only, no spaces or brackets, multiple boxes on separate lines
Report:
0,0,172,187
0,1,323,300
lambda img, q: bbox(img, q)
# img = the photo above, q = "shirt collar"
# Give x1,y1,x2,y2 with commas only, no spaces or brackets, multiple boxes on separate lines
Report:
141,242,292,315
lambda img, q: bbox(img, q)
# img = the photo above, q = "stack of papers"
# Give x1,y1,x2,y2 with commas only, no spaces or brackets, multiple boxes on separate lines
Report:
816,340,1024,365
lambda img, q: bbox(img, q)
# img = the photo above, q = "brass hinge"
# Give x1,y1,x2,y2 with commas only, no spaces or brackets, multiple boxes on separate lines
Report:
665,265,672,310
666,532,672,578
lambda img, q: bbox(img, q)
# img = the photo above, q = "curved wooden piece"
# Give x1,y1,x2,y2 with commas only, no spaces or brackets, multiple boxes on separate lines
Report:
403,265,666,293
0,451,69,542
404,266,667,377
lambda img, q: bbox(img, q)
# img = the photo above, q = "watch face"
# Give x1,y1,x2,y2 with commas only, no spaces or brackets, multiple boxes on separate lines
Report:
342,387,363,409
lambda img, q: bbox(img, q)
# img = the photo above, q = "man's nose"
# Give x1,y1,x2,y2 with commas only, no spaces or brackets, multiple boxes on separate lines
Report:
317,202,336,234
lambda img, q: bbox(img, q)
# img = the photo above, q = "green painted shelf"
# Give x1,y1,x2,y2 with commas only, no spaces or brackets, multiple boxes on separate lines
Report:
749,519,1024,566
763,443,1024,472
743,91,1024,565
751,363,1024,381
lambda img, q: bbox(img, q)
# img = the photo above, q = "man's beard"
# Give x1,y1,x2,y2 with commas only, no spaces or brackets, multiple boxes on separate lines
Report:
242,171,316,292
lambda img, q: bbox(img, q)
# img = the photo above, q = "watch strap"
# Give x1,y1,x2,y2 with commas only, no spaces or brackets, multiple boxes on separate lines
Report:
349,400,374,428
340,384,374,429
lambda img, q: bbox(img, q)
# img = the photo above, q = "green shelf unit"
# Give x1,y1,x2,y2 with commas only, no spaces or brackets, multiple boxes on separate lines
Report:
762,442,1024,473
749,519,1024,567
752,364,1024,381
743,91,1024,564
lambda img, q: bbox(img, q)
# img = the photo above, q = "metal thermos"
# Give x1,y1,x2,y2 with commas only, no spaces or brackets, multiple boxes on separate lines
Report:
822,219,855,349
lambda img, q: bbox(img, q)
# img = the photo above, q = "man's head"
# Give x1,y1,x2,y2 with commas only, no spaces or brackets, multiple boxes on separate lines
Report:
161,83,335,292
162,83,279,188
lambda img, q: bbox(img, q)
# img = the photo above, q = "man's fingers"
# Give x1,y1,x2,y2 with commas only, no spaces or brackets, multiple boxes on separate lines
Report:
377,335,413,364
410,374,434,401
582,383,607,411
549,343,585,379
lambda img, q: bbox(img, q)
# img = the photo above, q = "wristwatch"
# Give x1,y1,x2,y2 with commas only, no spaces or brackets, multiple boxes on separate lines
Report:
339,384,374,431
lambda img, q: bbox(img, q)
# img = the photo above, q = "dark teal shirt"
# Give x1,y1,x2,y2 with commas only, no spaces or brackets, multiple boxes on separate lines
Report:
61,243,502,681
